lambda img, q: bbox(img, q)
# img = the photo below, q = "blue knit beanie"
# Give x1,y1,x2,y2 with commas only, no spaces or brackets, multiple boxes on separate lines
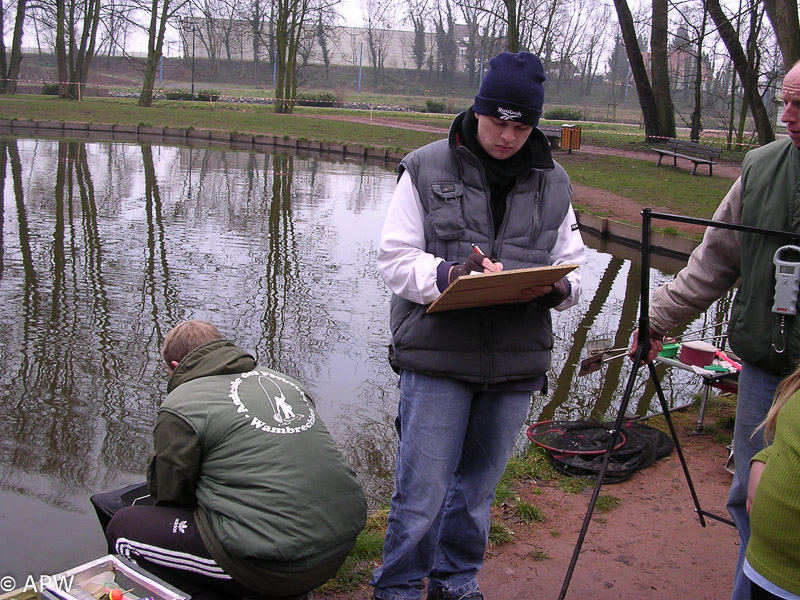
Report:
473,51,546,127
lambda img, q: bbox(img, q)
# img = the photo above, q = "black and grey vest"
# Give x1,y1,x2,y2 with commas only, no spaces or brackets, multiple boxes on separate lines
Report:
389,129,572,384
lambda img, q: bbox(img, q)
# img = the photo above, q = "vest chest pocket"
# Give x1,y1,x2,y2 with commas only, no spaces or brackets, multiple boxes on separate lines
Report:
428,182,466,240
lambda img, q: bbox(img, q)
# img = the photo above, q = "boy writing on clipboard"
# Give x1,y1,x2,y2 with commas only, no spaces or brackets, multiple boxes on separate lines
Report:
372,51,585,600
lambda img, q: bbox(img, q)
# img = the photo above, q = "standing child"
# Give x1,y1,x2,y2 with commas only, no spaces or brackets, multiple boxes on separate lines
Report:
372,51,584,600
745,365,800,600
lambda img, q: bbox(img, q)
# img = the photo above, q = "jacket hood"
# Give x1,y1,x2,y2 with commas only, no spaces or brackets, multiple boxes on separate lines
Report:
448,109,555,171
167,339,257,393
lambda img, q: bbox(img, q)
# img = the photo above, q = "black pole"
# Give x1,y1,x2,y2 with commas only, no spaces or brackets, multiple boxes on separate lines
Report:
191,27,196,101
557,213,656,599
557,340,647,600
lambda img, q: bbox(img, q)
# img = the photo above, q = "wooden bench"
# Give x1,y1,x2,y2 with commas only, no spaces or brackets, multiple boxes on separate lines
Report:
539,125,561,149
651,139,723,176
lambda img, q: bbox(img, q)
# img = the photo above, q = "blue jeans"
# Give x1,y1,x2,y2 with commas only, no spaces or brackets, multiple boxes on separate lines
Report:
728,362,782,600
370,371,532,600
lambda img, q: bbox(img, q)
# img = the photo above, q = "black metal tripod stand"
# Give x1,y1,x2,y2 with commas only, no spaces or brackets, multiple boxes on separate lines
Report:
558,208,800,600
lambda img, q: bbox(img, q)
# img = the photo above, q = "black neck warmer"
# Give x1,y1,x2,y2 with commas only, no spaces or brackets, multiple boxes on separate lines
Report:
459,108,535,234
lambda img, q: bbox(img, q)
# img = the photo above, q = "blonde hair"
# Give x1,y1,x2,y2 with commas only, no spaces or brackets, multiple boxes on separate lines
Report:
758,364,800,442
161,320,223,367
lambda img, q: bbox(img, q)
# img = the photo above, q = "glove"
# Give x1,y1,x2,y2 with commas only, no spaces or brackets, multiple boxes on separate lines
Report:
534,277,570,308
448,253,487,284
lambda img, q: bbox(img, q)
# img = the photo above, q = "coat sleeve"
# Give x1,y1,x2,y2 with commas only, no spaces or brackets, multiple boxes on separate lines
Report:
377,171,444,305
550,204,584,311
650,177,743,336
147,411,202,507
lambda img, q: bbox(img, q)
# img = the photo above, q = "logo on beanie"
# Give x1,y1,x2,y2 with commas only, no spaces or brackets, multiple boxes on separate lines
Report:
497,107,522,121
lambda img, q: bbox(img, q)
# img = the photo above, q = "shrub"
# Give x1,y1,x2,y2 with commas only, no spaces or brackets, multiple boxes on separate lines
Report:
196,89,220,102
296,91,337,107
165,90,190,100
543,107,585,121
42,83,59,96
425,99,446,113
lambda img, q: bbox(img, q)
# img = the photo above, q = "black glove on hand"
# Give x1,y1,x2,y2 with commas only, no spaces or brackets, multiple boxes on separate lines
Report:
448,253,487,284
535,277,570,308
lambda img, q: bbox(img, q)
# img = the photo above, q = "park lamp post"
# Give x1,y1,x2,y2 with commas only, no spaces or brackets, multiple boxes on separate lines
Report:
190,25,196,101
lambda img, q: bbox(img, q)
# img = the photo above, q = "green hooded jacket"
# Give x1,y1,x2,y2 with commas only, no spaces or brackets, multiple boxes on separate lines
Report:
148,339,367,591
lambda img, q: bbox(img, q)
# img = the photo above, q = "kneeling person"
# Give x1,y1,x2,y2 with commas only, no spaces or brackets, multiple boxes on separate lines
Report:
102,320,367,599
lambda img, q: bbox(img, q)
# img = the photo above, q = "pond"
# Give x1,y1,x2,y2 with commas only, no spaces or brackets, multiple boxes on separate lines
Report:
0,136,735,581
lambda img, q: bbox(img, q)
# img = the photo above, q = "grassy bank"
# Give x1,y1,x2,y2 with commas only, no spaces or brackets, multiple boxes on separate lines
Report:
0,95,445,152
0,95,741,224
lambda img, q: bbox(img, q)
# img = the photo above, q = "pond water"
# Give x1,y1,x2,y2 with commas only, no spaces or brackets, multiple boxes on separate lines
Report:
0,136,735,581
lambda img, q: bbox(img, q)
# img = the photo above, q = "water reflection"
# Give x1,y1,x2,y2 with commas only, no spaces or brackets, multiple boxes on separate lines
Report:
0,137,735,579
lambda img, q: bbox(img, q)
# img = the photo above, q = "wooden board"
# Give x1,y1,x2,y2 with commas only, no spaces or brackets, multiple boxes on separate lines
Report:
426,263,579,314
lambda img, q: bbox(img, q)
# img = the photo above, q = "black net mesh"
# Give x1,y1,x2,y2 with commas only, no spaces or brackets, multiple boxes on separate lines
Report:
528,420,674,483
526,420,627,455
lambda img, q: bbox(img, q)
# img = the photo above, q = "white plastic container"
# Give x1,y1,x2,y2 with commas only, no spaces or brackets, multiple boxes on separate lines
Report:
40,554,189,600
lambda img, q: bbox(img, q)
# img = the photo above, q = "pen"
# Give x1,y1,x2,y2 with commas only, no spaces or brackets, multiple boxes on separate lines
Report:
471,244,485,256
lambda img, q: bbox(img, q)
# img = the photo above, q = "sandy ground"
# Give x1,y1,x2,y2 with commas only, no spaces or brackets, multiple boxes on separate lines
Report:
309,113,743,600
315,404,740,600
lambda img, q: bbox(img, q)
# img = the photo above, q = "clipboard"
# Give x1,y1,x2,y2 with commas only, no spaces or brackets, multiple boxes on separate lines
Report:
426,263,578,314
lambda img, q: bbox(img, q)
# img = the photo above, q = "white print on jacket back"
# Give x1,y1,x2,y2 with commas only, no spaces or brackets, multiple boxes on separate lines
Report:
228,370,316,435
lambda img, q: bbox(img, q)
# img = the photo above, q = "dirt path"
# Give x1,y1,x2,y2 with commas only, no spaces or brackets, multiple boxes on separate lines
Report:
316,404,739,600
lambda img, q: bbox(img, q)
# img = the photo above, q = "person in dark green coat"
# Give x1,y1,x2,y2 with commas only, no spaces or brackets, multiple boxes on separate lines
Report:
100,320,367,600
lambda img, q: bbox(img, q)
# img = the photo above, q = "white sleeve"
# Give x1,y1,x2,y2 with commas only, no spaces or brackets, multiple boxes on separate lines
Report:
377,171,444,305
550,205,585,311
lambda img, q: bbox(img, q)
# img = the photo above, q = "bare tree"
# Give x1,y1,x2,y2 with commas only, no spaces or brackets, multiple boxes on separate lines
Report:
607,35,628,102
239,0,268,78
361,0,395,82
651,0,676,137
139,0,187,106
706,0,774,144
612,0,664,139
51,0,102,99
0,0,27,93
434,0,456,83
503,0,519,50
184,1,220,72
762,0,800,68
274,0,314,112
670,4,708,141
407,0,428,73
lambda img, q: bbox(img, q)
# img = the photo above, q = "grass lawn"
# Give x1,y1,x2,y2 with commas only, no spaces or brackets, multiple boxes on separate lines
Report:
0,95,740,219
559,153,735,219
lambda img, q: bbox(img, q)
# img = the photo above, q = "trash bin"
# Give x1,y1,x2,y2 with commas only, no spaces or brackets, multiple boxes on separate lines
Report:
561,124,582,153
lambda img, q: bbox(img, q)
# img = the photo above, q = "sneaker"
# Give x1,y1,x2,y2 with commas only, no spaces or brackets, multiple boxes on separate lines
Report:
426,588,484,600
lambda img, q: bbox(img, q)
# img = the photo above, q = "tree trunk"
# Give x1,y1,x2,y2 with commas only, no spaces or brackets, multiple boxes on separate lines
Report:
55,0,69,98
762,0,800,68
70,0,101,98
503,0,519,52
612,0,663,139
139,0,174,107
706,0,774,145
0,0,26,94
651,0,676,138
690,8,708,141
